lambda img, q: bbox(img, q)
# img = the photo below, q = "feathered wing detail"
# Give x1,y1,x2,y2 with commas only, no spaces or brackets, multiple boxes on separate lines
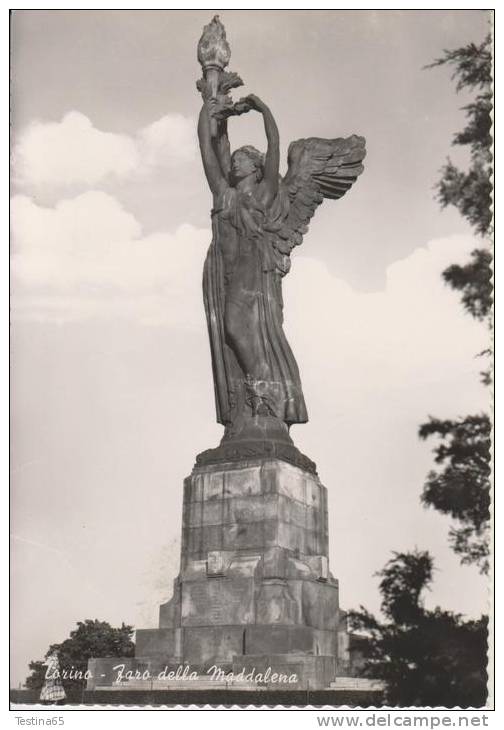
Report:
271,136,366,263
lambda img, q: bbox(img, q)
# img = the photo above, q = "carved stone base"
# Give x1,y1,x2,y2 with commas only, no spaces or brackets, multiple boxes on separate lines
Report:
197,409,317,475
88,457,343,691
196,441,317,475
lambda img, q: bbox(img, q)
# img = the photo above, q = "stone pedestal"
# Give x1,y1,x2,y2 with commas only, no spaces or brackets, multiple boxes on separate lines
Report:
89,457,344,691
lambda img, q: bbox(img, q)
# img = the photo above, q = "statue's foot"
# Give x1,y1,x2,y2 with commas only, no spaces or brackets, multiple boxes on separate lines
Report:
196,416,317,475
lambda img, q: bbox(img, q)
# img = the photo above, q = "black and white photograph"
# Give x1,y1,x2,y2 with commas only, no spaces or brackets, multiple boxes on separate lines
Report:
9,8,494,714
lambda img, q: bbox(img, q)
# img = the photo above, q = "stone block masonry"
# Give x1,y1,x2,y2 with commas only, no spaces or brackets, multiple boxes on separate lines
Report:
88,457,348,691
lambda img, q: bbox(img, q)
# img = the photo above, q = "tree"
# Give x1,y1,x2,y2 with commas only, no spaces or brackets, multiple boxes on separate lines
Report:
443,248,492,322
419,415,491,574
420,33,493,572
349,550,488,707
25,620,135,696
428,34,492,293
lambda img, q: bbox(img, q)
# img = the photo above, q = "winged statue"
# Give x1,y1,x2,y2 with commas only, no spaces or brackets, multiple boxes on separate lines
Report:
196,17,366,453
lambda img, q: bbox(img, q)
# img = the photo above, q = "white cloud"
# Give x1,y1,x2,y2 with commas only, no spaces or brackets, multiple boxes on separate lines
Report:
284,236,488,412
11,191,209,328
138,115,197,168
11,190,488,401
12,111,197,188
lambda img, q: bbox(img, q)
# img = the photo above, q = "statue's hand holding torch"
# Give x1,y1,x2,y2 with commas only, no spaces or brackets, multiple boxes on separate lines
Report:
197,16,246,132
197,16,231,135
234,94,266,114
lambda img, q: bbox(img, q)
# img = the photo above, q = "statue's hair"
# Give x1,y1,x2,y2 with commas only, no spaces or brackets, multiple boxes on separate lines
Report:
233,145,265,180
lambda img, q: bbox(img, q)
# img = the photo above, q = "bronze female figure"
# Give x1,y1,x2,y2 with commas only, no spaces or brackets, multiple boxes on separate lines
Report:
196,16,366,460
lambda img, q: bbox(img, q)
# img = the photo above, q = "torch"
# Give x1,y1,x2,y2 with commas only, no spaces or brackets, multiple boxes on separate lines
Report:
197,15,231,136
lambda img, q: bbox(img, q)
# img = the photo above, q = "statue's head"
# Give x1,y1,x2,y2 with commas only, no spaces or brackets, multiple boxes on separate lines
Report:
231,146,265,183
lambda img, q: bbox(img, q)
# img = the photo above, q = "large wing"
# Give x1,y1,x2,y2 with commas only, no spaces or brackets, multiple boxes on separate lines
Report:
276,135,366,254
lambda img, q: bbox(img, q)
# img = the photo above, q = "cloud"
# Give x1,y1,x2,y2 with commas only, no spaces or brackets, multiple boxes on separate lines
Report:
284,237,488,412
11,190,487,400
12,111,197,188
138,115,197,168
11,191,210,328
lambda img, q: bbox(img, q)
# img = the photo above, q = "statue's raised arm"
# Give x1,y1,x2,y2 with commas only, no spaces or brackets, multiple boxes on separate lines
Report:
195,16,366,470
197,102,228,198
237,93,280,205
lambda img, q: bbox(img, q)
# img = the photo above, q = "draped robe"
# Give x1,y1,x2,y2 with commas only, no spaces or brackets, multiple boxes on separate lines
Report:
203,185,308,427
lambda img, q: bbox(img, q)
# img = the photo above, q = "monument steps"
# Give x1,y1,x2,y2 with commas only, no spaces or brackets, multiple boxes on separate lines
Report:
329,677,385,691
96,677,272,692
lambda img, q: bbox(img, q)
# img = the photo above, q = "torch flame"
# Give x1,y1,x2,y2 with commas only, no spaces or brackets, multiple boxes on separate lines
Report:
197,15,231,71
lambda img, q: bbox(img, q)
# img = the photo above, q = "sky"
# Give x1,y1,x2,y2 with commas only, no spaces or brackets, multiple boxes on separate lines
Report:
10,9,492,687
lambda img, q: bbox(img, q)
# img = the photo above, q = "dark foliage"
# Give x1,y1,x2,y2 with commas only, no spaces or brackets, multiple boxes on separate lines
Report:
419,34,493,572
428,34,492,316
25,619,135,693
419,415,491,574
443,248,493,321
25,661,47,691
349,551,488,707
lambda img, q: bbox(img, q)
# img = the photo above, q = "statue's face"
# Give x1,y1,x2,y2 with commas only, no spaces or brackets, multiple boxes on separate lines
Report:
231,150,256,181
